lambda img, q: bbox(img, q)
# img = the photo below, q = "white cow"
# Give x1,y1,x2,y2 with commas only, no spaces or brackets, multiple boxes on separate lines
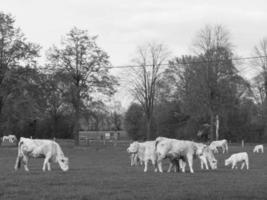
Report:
155,137,206,173
14,137,69,172
2,135,17,143
209,139,228,154
225,152,249,170
127,141,157,172
197,144,217,170
253,144,264,153
167,142,217,172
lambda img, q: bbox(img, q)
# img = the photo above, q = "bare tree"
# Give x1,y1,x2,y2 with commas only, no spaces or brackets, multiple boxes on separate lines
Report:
254,38,267,96
130,42,169,139
193,24,232,54
253,38,267,138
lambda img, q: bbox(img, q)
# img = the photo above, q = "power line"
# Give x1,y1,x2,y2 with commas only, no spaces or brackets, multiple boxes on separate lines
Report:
108,55,267,69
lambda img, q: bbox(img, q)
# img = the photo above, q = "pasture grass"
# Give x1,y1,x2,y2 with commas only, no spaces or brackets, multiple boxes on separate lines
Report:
0,142,266,200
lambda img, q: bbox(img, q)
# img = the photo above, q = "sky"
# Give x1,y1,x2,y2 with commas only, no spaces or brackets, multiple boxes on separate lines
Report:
2,0,267,108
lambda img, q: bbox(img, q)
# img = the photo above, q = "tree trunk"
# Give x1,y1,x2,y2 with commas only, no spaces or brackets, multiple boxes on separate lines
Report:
215,115,219,140
264,74,267,141
73,109,80,145
146,117,151,140
263,100,267,142
209,111,214,141
52,116,57,139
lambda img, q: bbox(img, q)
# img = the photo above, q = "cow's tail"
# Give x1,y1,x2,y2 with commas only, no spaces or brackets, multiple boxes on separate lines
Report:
14,140,24,170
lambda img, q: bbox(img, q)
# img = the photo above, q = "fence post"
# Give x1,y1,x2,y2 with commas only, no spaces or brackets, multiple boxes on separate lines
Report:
241,140,244,148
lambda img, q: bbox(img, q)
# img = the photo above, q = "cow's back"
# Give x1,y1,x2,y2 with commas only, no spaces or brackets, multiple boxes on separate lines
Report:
139,141,156,159
156,138,195,157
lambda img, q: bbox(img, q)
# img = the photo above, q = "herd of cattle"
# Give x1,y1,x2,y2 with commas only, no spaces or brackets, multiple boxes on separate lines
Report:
126,137,264,173
0,134,264,173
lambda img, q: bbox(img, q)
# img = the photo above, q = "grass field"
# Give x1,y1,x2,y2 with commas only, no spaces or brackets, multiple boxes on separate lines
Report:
0,141,266,200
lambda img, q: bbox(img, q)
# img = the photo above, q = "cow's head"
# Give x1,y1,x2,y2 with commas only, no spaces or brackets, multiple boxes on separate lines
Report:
195,143,206,156
205,147,218,169
58,156,69,172
224,158,231,167
127,141,139,153
209,145,219,154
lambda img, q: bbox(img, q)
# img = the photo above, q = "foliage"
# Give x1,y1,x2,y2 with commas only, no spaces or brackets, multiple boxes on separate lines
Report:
47,27,118,144
0,12,41,136
124,103,145,140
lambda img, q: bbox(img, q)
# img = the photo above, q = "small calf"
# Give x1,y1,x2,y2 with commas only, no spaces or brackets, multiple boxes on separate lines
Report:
225,152,249,170
253,144,264,153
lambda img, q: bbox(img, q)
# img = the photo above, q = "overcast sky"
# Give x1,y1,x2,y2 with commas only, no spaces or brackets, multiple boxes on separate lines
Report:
2,0,267,108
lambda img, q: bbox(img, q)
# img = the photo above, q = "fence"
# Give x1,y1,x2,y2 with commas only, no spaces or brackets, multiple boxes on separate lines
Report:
78,130,128,146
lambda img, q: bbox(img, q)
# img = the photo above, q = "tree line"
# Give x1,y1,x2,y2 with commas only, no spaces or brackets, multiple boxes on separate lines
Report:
1,11,267,144
124,26,267,143
0,12,120,145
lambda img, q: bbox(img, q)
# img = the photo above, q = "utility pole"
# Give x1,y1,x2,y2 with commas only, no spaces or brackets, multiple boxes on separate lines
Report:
215,115,219,140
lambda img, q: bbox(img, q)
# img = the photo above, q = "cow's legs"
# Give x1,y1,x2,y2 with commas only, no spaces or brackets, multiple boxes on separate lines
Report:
246,158,249,170
186,154,194,173
200,159,204,170
151,159,158,172
179,159,186,173
157,155,164,173
144,160,148,172
130,154,136,166
158,161,163,173
42,157,50,172
200,156,208,170
46,162,51,171
241,162,245,170
222,146,225,154
231,162,235,169
23,156,30,172
167,162,174,173
14,154,23,171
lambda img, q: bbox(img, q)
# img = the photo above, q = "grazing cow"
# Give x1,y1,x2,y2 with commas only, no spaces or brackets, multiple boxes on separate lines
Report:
14,137,69,172
209,139,228,154
127,141,157,172
225,152,249,170
155,137,206,173
2,135,17,143
253,144,264,153
196,143,217,170
167,142,217,172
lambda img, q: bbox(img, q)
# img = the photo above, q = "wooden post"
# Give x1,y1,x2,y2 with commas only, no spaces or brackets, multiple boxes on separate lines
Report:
241,140,244,148
215,115,219,140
